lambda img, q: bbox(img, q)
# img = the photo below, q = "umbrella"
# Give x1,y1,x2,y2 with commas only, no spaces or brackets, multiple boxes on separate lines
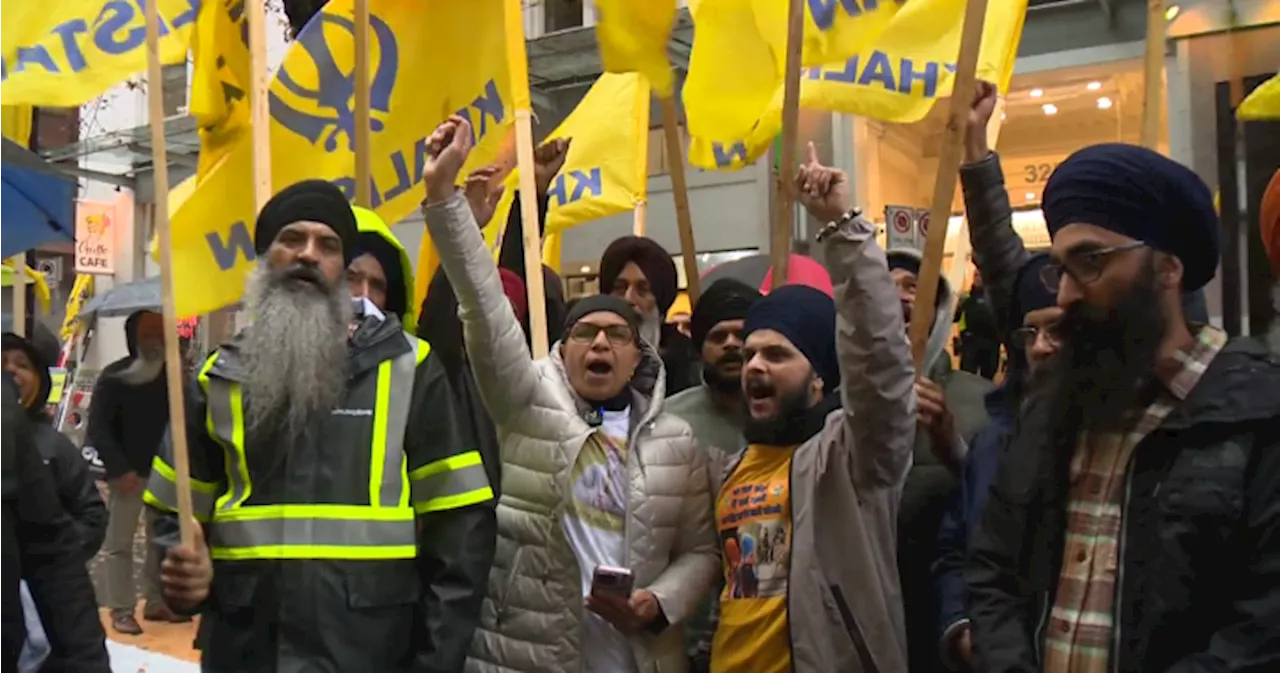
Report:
2,138,76,257
701,253,833,297
76,277,162,322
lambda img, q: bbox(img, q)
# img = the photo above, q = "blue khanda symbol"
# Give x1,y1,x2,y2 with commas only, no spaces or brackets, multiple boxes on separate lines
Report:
269,12,399,152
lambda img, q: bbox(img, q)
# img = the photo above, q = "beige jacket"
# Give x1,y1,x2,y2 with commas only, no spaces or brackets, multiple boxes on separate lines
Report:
423,194,719,673
775,218,917,673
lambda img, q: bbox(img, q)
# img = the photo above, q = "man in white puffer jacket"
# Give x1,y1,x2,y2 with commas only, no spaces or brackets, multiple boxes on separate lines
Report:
422,115,719,673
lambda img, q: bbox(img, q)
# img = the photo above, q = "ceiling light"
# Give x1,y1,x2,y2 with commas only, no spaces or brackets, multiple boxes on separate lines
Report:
1042,103,1058,116
1025,192,1036,200
1096,96,1113,110
1000,111,1007,120
579,265,591,273
1165,5,1180,21
1087,81,1101,91
1029,88,1043,98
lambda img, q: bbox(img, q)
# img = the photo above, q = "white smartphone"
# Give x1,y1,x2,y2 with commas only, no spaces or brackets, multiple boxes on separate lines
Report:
591,565,634,599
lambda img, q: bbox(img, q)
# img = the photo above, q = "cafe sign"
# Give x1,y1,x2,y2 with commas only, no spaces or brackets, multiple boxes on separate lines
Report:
75,200,117,275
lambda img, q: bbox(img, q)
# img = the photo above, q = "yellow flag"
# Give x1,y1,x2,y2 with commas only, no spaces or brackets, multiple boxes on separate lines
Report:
1239,73,1280,121
168,0,530,318
685,0,1027,170
416,72,651,302
190,0,252,178
543,232,563,275
752,0,902,70
595,0,676,97
1,105,33,147
1,0,199,106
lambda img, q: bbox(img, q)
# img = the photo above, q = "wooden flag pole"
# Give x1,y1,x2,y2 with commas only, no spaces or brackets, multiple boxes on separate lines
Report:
1140,0,1164,150
11,258,27,337
772,0,804,290
908,0,989,369
659,97,701,303
143,0,195,547
943,97,1005,304
515,110,550,359
633,199,648,236
248,0,272,208
354,0,372,207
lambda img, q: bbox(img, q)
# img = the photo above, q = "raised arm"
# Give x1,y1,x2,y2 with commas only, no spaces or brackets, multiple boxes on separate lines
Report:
421,117,542,426
798,144,915,490
959,82,1032,345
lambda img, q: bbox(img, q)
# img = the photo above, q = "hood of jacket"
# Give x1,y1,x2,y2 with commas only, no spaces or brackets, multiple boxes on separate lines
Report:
123,309,160,358
0,332,52,417
354,207,417,334
885,247,954,376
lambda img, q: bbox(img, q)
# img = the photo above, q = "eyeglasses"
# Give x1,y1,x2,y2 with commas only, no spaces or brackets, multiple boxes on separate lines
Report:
1011,323,1063,350
568,323,635,346
1039,241,1147,292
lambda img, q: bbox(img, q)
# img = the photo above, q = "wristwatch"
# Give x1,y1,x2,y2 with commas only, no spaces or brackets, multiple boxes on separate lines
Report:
816,208,869,242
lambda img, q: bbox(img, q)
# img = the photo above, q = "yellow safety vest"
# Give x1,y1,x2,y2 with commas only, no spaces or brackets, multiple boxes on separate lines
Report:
144,333,493,561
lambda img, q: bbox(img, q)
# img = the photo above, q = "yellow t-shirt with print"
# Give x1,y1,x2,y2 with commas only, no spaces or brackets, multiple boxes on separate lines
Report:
711,444,794,673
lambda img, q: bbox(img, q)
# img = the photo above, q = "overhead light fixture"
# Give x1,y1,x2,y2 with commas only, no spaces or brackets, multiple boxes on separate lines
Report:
1097,96,1113,110
1000,111,1007,120
1087,81,1101,91
1042,103,1058,116
1165,4,1180,21
1029,88,1043,98
1025,192,1036,200
579,265,591,273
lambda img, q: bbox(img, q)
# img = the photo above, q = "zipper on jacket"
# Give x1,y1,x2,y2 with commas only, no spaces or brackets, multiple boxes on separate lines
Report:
1110,464,1136,673
495,547,526,628
1034,590,1050,664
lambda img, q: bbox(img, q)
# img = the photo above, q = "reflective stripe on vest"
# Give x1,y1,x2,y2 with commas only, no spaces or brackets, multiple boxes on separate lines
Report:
408,450,493,513
143,455,220,521
198,333,426,561
207,504,417,561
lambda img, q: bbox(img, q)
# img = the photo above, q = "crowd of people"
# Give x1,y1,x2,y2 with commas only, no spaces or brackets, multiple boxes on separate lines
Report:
4,82,1280,673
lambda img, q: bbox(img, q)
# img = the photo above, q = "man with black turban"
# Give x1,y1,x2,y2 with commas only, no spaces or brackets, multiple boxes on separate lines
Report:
599,235,701,394
966,138,1280,672
665,277,761,672
143,178,496,673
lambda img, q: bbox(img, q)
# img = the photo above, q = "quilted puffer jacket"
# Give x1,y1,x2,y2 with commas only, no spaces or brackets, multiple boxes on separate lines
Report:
423,194,720,673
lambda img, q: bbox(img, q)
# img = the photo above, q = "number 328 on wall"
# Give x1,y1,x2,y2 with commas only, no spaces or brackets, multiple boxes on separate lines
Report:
1023,162,1060,184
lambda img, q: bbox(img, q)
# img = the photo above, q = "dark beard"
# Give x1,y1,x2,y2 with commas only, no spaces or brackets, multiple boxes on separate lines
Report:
703,352,744,396
1036,257,1167,432
742,372,818,445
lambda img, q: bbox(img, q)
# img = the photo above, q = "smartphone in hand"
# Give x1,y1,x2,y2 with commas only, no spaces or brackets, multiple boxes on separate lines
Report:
591,565,634,600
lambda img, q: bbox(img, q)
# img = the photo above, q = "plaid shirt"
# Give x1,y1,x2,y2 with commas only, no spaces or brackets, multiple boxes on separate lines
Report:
1042,325,1228,673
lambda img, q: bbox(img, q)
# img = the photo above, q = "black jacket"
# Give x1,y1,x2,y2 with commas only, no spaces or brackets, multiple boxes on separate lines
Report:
2,375,109,673
965,338,1280,673
85,310,172,479
151,315,496,673
495,189,567,348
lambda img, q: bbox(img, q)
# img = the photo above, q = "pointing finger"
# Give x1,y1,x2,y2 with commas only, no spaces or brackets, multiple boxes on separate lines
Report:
805,141,819,166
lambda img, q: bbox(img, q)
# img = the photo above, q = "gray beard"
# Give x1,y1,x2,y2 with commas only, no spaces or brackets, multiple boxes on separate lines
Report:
241,262,352,441
639,307,662,348
116,347,165,385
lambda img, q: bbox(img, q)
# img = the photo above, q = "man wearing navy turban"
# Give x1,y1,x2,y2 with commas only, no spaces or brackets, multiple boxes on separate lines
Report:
967,141,1280,673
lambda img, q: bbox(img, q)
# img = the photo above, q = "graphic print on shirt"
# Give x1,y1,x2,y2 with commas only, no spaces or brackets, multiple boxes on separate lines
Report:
568,430,629,533
719,470,790,600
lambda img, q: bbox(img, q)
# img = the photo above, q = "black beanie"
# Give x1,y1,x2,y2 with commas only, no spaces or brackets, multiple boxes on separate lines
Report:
598,236,679,314
744,285,838,393
691,278,761,350
563,294,641,344
1009,254,1057,330
254,179,359,264
354,232,406,318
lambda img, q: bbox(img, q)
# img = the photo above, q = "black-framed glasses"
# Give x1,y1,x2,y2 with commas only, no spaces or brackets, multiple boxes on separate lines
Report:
568,323,635,346
1039,241,1147,291
1011,323,1063,350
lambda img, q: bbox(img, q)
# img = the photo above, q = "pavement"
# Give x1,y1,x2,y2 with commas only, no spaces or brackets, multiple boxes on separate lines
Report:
89,483,200,671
